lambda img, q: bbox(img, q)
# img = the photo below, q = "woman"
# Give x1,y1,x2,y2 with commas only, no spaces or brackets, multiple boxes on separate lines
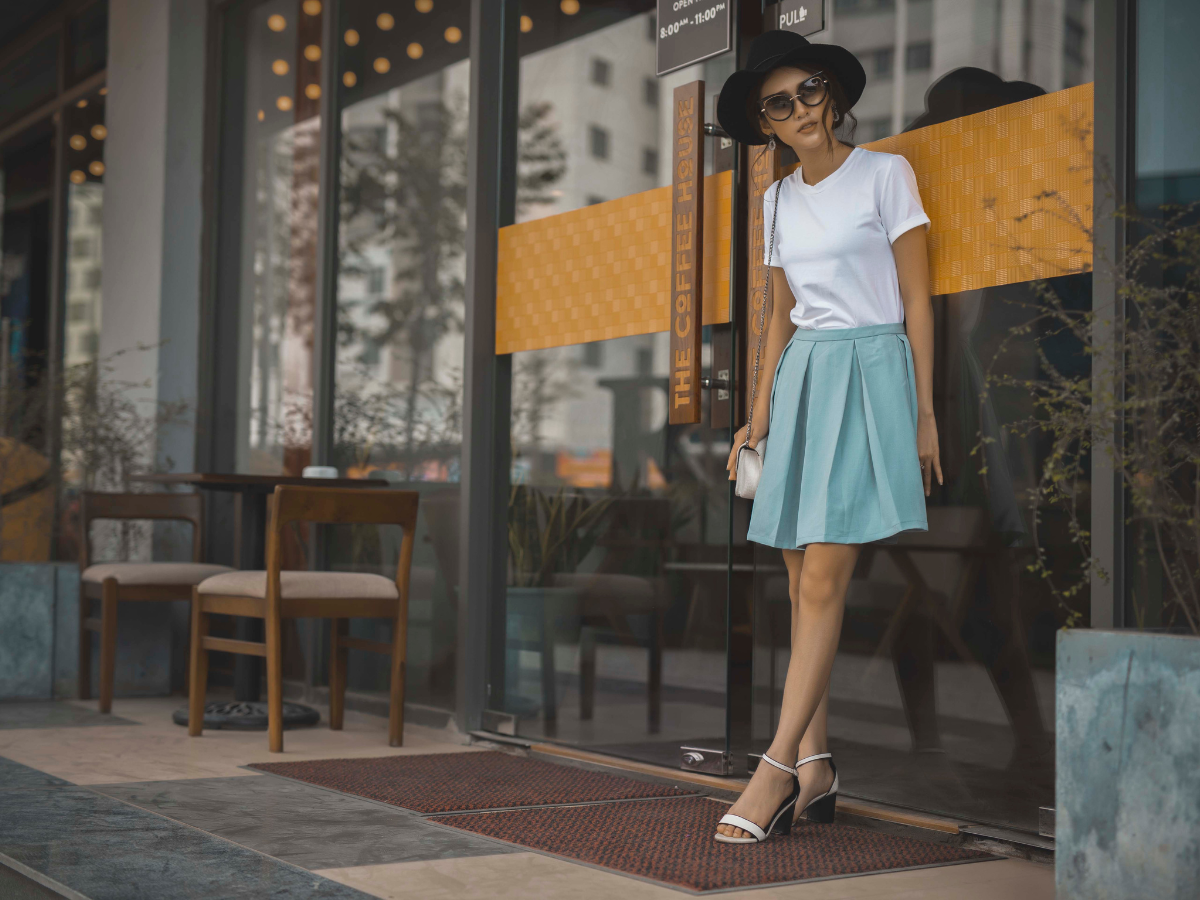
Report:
714,31,943,843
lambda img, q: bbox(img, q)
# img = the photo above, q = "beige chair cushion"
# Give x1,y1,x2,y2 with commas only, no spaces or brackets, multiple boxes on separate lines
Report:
82,562,234,586
198,570,399,600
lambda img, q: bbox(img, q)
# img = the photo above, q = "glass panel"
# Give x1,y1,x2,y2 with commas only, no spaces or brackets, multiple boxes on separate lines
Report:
328,0,473,710
0,36,58,130
69,1,109,86
1126,0,1200,629
765,0,1095,142
0,122,54,561
63,90,107,372
498,6,736,764
234,0,326,475
505,332,731,763
749,2,1096,832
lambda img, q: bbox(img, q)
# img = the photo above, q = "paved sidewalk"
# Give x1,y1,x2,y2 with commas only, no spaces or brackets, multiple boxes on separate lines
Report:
0,698,1054,899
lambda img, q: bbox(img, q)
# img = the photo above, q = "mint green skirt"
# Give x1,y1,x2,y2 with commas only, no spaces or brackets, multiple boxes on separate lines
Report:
746,322,928,548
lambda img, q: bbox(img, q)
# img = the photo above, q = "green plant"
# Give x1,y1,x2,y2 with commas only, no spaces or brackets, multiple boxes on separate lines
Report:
982,200,1200,633
507,484,613,588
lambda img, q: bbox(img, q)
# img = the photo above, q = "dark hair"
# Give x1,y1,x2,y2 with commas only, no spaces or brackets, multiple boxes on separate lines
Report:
746,64,858,151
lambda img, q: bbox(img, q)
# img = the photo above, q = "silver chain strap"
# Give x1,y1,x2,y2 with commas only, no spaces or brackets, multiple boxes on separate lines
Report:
744,171,781,445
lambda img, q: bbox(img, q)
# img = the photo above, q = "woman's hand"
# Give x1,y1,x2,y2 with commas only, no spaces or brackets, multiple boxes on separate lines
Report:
726,423,768,481
917,411,943,496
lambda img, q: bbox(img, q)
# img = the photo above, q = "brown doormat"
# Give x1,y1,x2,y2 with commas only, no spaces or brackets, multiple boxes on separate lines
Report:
248,751,693,813
433,796,995,893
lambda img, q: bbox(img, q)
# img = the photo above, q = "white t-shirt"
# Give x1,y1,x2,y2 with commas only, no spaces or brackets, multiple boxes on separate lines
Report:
763,147,930,330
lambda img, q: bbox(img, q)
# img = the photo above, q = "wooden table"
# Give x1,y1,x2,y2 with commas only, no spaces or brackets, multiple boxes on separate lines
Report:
129,472,388,728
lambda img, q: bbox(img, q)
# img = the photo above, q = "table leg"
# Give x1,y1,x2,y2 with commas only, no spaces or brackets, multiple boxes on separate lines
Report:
233,492,267,702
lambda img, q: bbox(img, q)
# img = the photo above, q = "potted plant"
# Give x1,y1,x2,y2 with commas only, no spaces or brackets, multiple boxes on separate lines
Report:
502,484,612,722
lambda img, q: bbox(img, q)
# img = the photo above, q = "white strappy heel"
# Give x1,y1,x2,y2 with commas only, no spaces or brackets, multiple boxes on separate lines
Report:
714,753,800,844
794,752,839,824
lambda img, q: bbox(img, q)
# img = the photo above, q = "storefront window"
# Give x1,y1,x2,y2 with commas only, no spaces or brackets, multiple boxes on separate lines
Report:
497,4,736,761
234,0,326,475
1125,0,1200,628
63,90,107,373
774,0,1094,141
747,0,1096,833
329,0,472,710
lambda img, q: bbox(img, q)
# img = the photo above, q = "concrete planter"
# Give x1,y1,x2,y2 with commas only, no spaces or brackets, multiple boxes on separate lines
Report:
0,563,79,699
0,562,174,701
1056,628,1200,899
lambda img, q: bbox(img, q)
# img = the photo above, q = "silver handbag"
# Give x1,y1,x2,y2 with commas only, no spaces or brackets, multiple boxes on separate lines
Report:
734,179,781,500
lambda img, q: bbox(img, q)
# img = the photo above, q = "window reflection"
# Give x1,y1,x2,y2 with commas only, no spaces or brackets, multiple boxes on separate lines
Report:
500,7,734,758
237,0,325,475
753,2,1095,832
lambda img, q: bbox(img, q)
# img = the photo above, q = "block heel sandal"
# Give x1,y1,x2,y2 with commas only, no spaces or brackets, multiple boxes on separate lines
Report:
714,753,800,844
795,752,839,824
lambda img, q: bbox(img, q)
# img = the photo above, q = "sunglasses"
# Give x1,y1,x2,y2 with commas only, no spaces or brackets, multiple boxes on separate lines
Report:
759,72,829,121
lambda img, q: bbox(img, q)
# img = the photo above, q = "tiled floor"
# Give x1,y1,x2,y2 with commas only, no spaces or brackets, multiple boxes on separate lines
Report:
0,698,1054,899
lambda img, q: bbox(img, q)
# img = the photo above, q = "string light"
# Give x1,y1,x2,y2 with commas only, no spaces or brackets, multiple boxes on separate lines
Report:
406,42,423,59
267,14,286,31
373,57,391,73
302,0,322,14
272,59,289,75
91,124,107,140
444,26,461,43
304,44,321,61
415,0,433,11
520,15,533,32
344,29,359,46
88,160,105,176
277,95,293,111
76,99,88,108
69,134,87,150
257,109,265,121
343,71,357,87
561,0,580,14
305,83,321,99
377,12,395,29
70,170,86,184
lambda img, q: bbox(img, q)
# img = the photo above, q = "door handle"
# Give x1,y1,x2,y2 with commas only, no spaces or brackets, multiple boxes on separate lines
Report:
700,369,732,391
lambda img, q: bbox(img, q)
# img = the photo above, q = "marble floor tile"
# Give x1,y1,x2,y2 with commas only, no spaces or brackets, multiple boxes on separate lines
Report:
95,774,518,871
0,701,138,730
318,854,1051,900
0,783,375,900
0,698,479,785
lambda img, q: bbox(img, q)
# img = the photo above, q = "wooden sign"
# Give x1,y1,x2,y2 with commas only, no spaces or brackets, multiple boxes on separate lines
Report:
742,141,781,428
670,81,705,426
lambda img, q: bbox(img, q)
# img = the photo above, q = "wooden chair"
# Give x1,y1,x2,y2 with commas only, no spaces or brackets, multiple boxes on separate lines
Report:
78,492,233,713
188,484,418,752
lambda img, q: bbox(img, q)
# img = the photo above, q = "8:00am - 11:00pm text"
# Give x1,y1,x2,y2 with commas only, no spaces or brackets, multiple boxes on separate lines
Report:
660,1,725,39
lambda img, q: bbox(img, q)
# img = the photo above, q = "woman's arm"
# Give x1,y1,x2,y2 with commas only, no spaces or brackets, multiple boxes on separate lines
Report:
727,267,797,480
892,226,943,495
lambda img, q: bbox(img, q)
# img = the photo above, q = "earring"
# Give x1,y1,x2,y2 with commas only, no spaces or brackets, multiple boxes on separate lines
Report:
833,103,839,118
768,136,776,151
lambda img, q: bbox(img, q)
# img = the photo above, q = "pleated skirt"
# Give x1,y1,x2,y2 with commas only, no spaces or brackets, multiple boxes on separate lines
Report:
746,322,929,549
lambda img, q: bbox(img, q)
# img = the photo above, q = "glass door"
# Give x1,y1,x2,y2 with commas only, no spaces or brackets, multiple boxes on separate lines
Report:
750,1,1095,833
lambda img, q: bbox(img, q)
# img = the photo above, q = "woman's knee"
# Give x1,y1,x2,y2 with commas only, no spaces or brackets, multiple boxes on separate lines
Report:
797,568,845,609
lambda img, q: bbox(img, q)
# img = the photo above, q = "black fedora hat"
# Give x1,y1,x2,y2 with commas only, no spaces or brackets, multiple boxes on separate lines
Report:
717,30,866,146
904,67,1044,132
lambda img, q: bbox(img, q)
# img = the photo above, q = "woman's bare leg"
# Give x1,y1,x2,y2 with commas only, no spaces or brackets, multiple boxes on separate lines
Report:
786,551,837,817
716,543,860,839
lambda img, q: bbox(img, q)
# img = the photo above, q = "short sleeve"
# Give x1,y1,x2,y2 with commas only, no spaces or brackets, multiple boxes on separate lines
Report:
878,154,930,244
762,180,783,265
